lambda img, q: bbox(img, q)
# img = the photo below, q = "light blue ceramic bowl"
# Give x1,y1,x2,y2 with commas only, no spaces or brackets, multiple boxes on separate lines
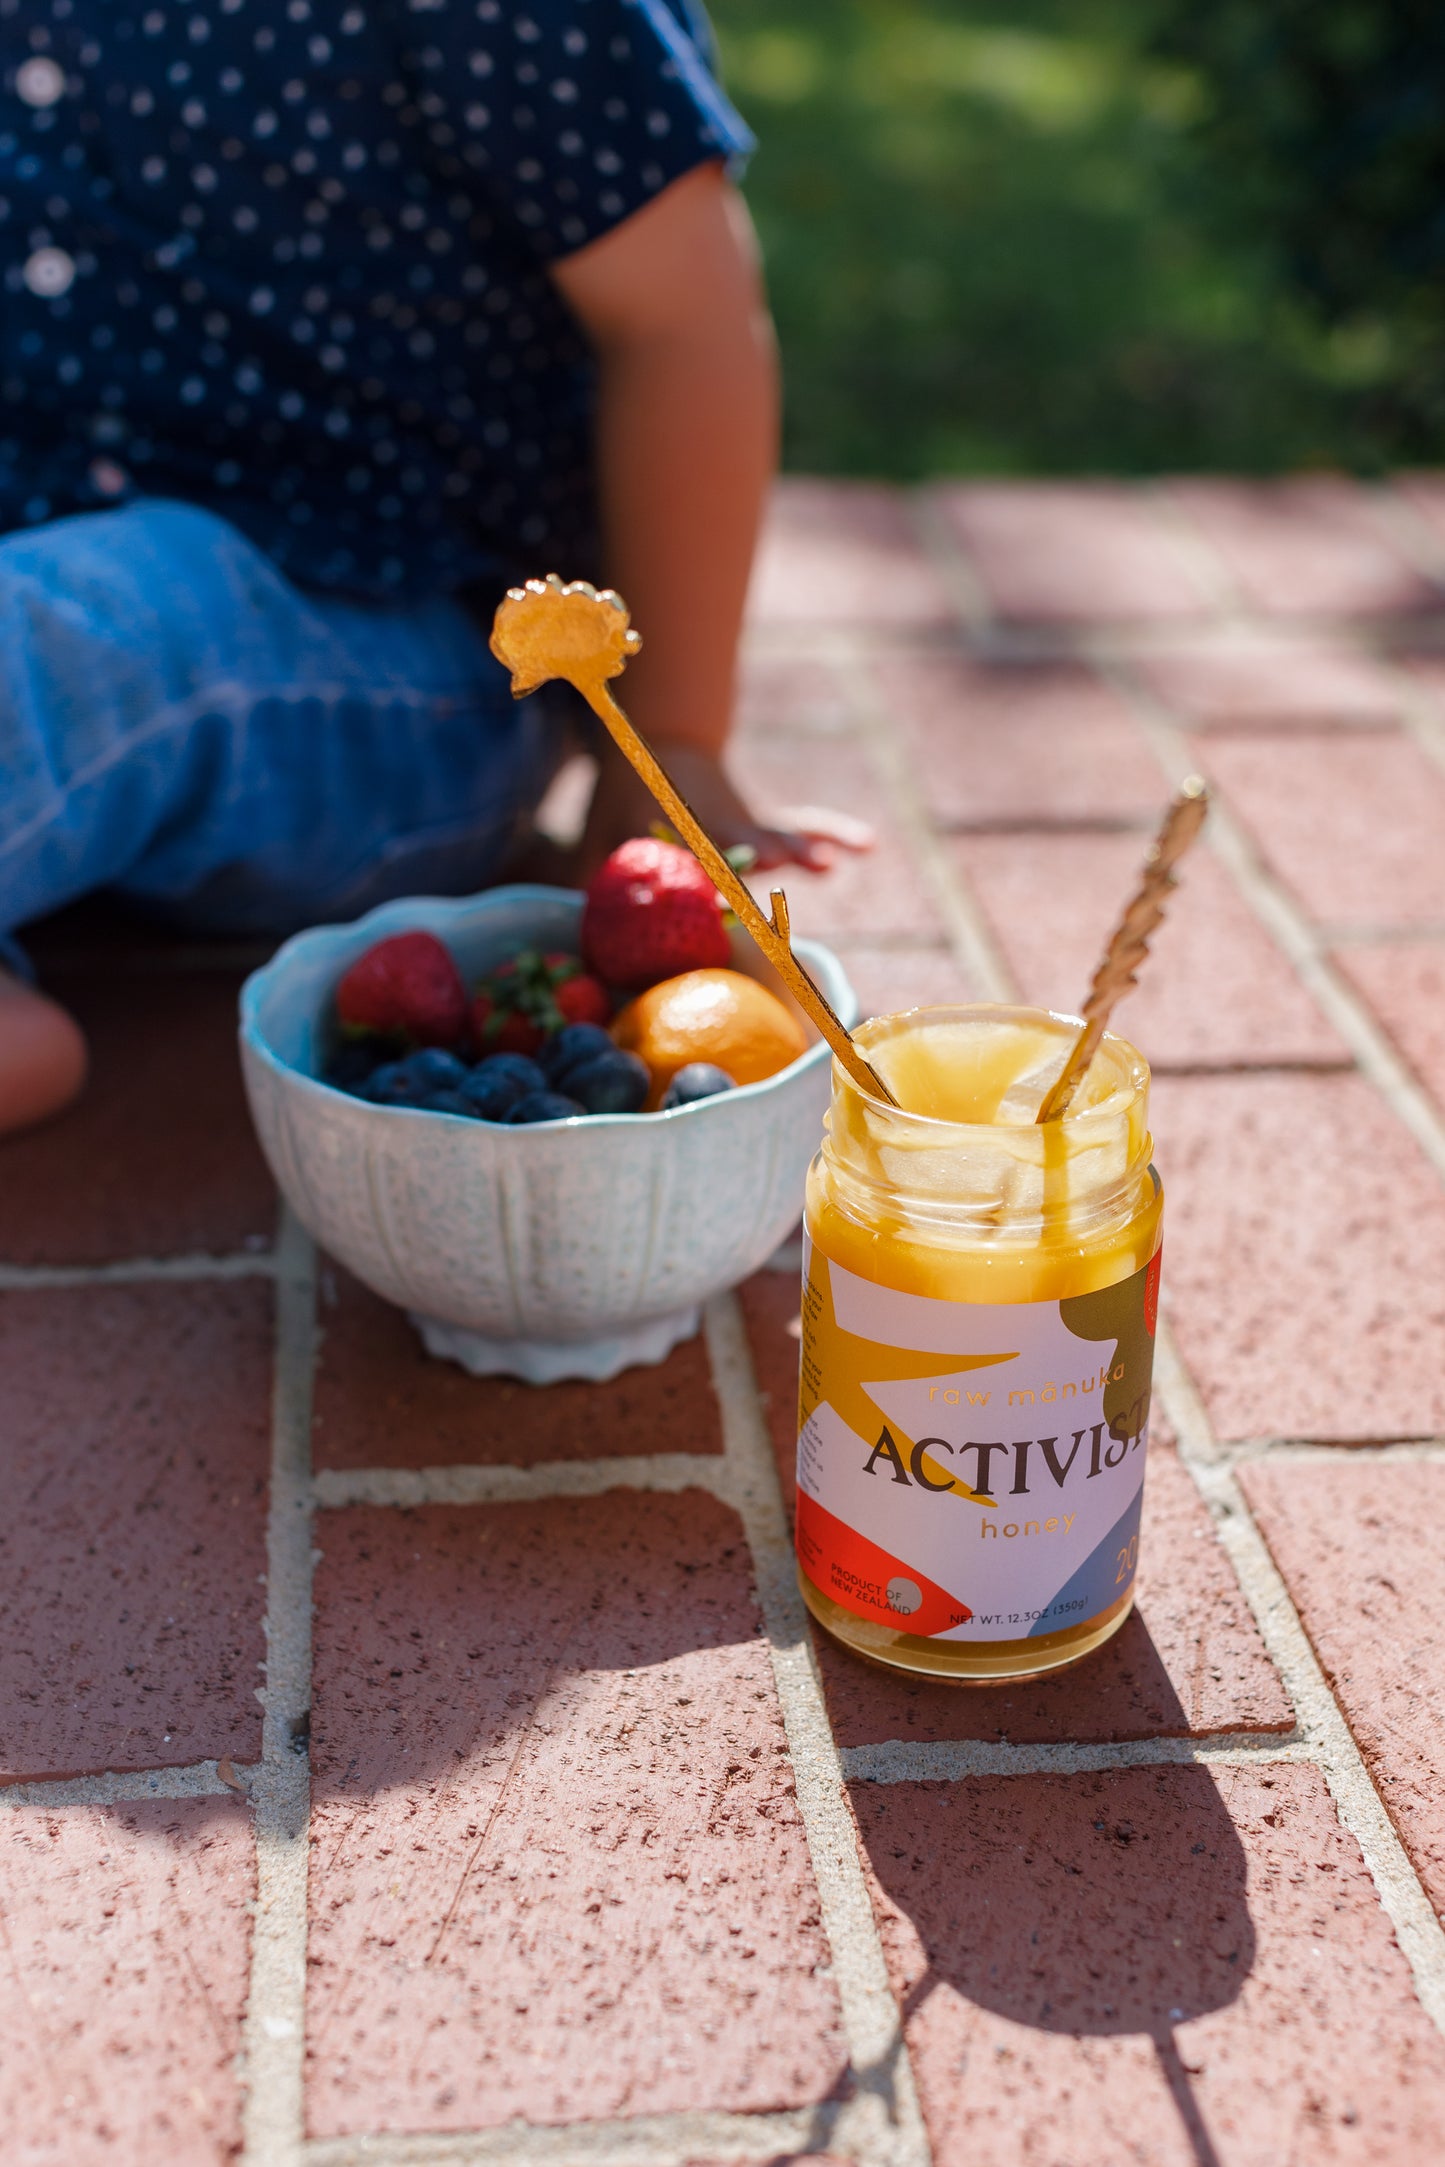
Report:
239,886,855,1382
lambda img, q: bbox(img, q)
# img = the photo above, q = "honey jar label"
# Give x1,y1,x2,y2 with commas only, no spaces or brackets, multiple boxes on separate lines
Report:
794,1239,1161,1643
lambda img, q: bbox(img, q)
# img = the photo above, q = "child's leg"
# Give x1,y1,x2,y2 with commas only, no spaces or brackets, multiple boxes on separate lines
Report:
0,499,560,1136
0,498,561,943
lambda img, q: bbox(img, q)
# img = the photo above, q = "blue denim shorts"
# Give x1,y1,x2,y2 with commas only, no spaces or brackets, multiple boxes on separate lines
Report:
0,499,564,942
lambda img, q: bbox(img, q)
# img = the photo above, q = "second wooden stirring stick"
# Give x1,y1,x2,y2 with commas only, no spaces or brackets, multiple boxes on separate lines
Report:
1035,777,1210,1124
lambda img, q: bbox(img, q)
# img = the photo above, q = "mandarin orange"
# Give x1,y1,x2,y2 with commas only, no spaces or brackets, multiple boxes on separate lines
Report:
612,968,809,1110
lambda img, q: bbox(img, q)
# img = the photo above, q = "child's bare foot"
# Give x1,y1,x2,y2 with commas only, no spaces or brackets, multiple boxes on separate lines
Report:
0,969,88,1138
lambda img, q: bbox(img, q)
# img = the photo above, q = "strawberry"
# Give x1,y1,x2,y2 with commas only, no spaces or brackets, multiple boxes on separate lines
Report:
335,931,469,1049
472,992,545,1057
555,972,612,1026
581,838,730,990
470,949,608,1051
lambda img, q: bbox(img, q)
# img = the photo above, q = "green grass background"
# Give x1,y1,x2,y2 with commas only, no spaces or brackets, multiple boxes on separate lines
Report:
712,0,1389,477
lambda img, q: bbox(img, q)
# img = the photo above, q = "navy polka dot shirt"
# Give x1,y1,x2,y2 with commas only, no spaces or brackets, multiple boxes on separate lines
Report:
0,0,751,600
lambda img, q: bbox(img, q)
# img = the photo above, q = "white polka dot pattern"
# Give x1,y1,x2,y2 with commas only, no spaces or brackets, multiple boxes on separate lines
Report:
0,0,752,598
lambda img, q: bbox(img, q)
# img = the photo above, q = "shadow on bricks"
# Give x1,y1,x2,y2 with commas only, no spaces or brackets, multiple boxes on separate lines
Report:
822,1607,1193,1749
856,1766,1253,2167
306,1492,846,2132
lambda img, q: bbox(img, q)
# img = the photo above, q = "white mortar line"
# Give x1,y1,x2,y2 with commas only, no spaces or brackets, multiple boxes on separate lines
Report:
1143,481,1246,617
0,1759,246,1807
0,1249,275,1289
305,2102,848,2167
703,1293,931,2167
1317,918,1445,946
312,1452,733,1511
907,486,994,636
240,1204,318,2167
1157,1339,1445,2035
842,1731,1306,1785
1107,659,1445,1186
1223,1436,1445,1464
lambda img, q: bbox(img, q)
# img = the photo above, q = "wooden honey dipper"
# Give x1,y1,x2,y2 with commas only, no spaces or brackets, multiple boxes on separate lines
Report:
1035,777,1210,1123
489,575,900,1106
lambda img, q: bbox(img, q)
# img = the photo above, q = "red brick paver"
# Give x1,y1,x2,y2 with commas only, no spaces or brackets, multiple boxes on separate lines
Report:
313,1262,722,1468
1386,474,1445,565
887,655,1164,830
737,1270,805,1512
0,1281,271,1781
937,483,1213,621
1126,631,1407,732
750,478,953,628
824,941,976,1024
306,1492,845,2137
733,735,944,941
1242,1459,1445,1921
1334,942,1445,1115
1167,477,1439,618
737,651,858,740
1196,731,1445,931
0,1798,254,2166
854,1761,1445,2166
0,969,273,1266
959,831,1345,1069
1153,1072,1445,1443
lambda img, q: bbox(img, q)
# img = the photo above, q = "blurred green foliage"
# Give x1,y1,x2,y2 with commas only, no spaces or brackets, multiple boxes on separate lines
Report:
710,0,1444,476
1153,1,1445,453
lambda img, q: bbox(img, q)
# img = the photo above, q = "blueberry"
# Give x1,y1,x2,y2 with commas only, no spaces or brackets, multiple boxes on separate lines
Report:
472,1053,547,1094
504,1090,586,1124
661,1062,737,1110
323,1036,393,1093
540,1022,614,1084
421,1088,481,1118
458,1070,519,1121
395,1047,468,1091
565,1049,651,1115
361,1060,416,1105
459,1053,547,1120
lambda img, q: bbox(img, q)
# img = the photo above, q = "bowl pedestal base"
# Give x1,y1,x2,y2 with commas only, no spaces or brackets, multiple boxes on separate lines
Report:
409,1304,701,1385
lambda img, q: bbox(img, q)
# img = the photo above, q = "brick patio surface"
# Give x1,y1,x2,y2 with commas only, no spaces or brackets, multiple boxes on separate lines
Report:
4,475,1445,2167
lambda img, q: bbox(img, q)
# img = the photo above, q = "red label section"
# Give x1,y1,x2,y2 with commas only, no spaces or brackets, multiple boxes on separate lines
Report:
1144,1247,1162,1336
796,1491,972,1636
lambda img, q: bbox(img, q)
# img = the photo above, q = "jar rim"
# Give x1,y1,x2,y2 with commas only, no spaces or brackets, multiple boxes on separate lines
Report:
844,1002,1150,1140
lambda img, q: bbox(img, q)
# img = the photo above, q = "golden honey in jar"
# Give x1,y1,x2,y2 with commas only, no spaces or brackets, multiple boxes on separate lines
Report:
796,1005,1163,1683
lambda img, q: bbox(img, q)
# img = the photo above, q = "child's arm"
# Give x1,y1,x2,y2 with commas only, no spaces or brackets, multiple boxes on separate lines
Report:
551,161,871,876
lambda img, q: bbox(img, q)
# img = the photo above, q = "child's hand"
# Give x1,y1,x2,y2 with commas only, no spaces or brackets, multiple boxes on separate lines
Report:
575,737,873,883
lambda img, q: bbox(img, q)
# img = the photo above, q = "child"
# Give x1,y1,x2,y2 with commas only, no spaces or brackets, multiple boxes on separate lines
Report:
0,0,866,1136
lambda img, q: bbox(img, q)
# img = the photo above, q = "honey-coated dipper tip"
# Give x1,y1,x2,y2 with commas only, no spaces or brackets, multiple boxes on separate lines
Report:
490,574,641,698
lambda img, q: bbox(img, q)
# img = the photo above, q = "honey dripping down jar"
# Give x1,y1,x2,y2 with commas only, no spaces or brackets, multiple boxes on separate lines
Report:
795,1004,1163,1684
